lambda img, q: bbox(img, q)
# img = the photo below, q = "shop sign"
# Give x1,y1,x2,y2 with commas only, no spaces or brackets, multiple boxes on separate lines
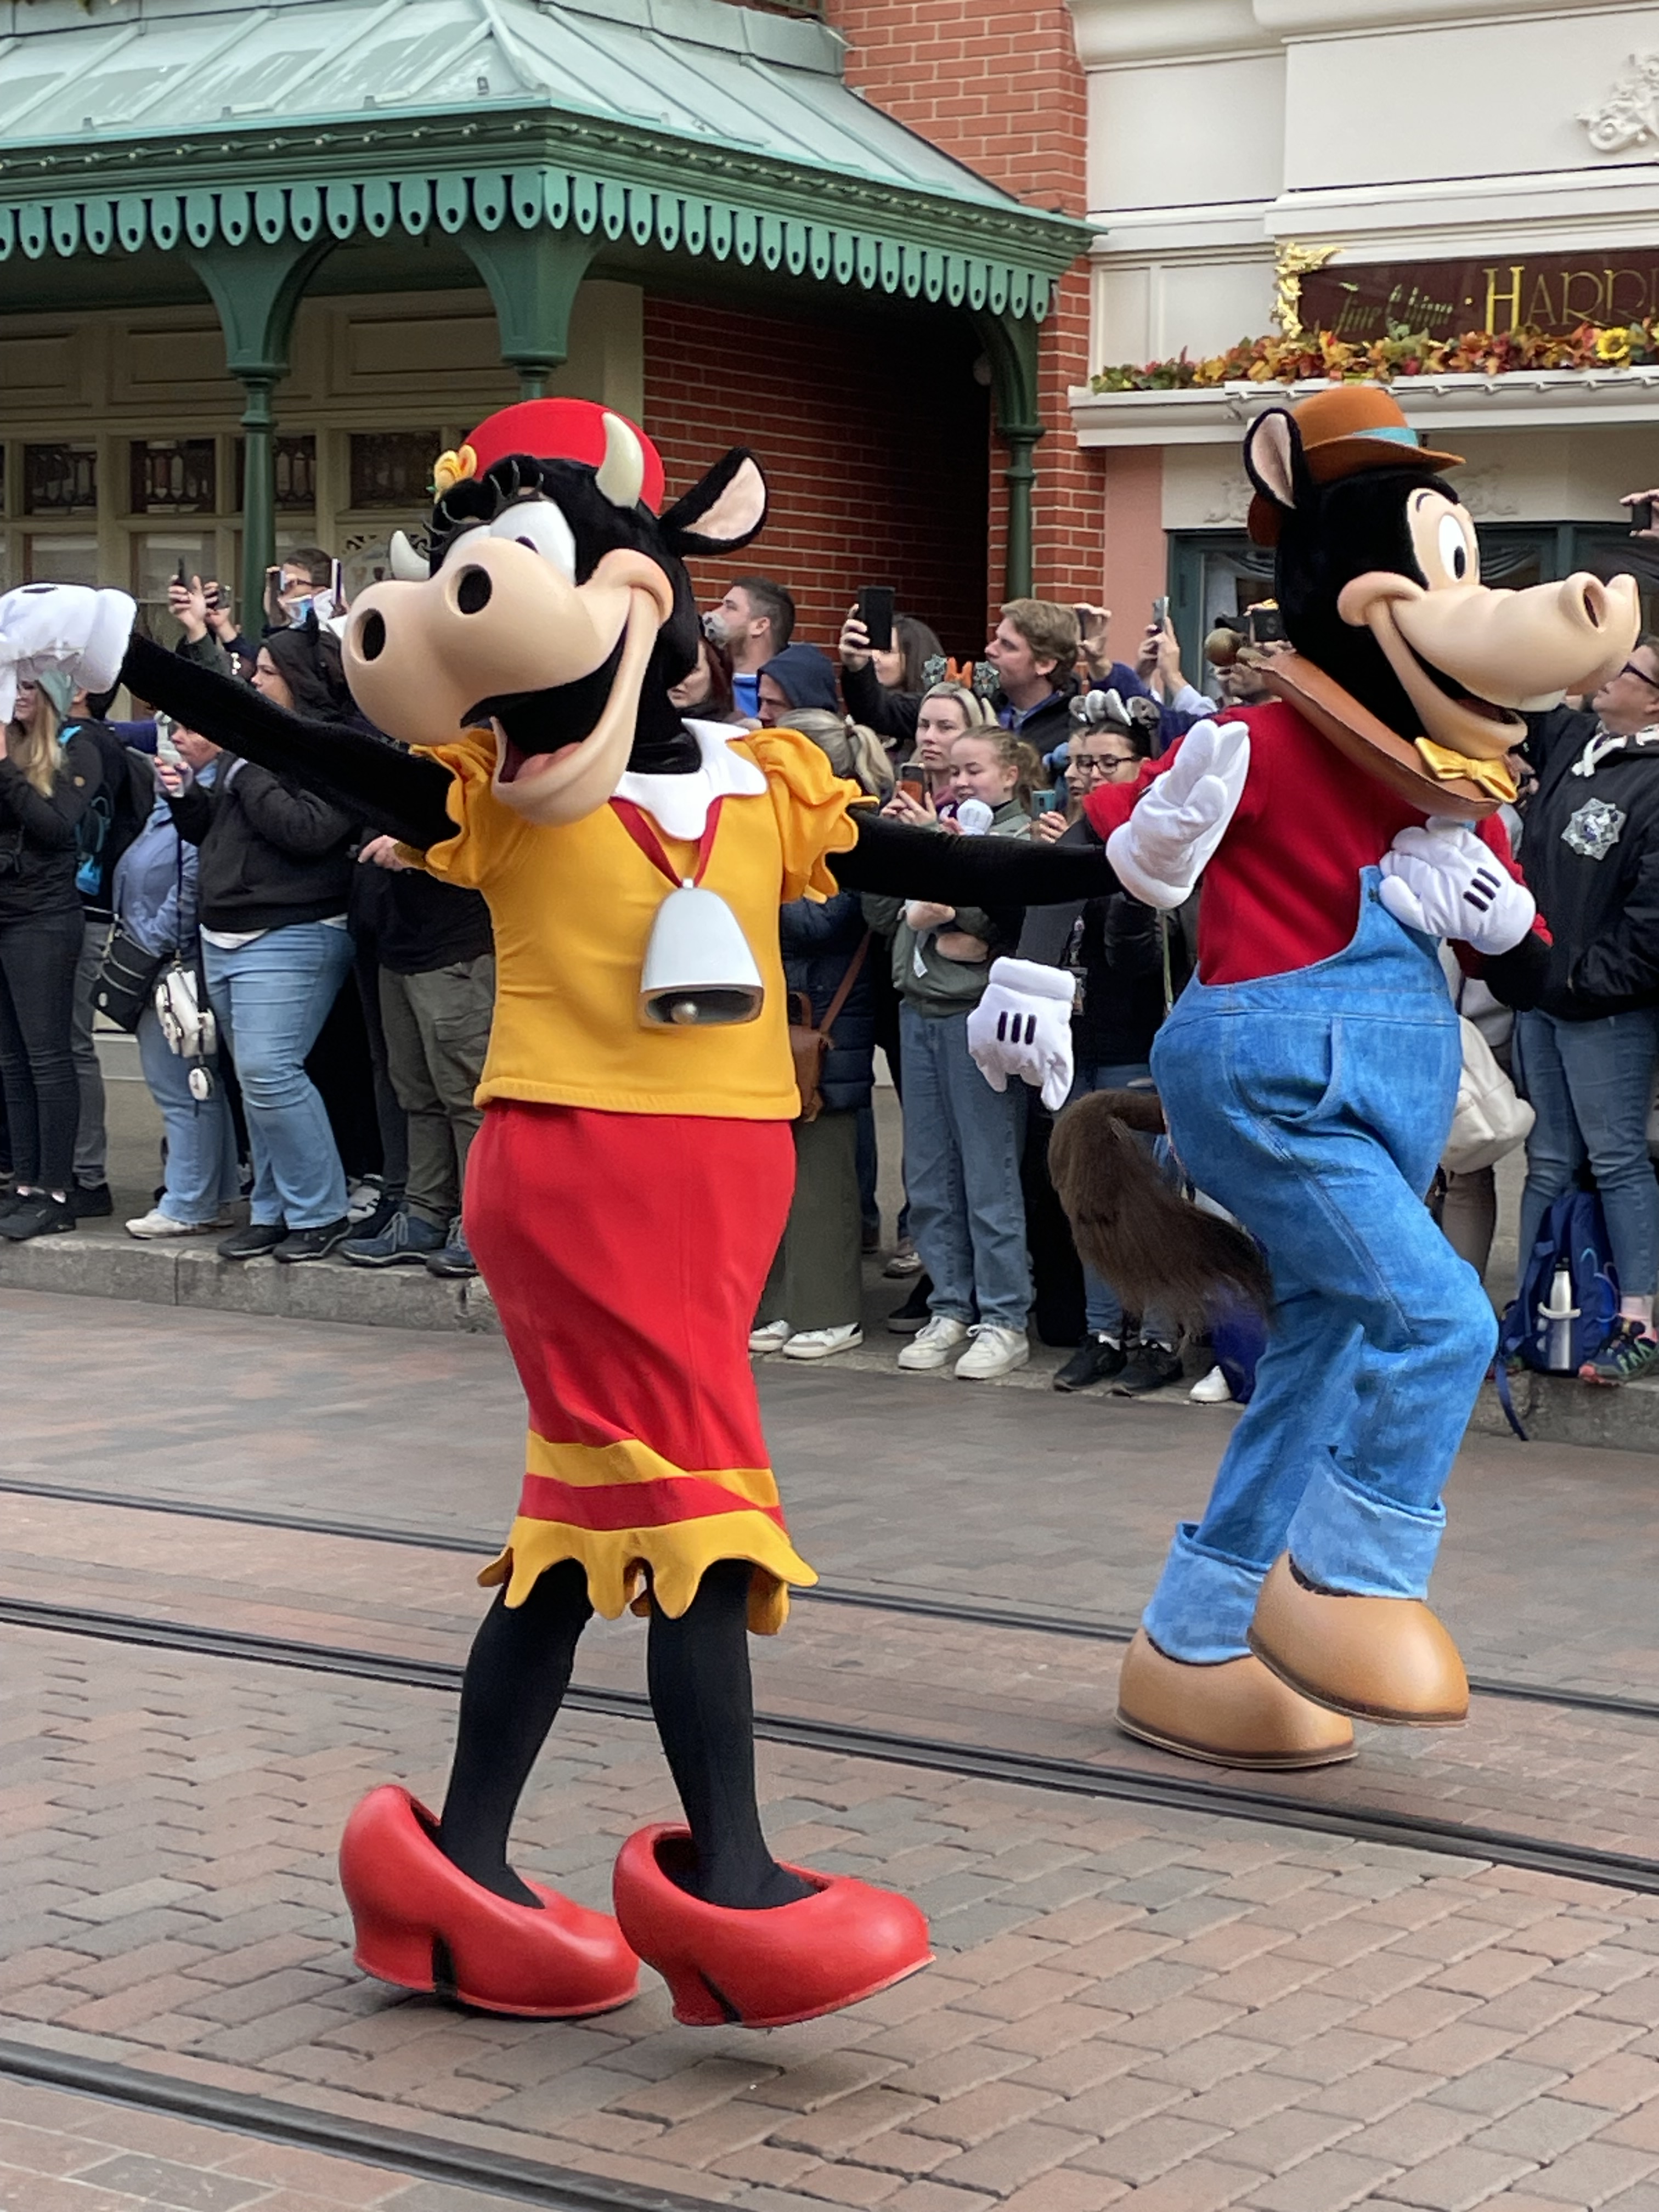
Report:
1301,252,1659,341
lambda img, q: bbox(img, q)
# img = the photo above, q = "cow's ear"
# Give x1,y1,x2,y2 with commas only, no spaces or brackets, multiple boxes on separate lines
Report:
661,449,767,557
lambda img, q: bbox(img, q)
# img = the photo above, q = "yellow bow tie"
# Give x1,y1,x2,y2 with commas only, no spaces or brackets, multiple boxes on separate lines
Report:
1414,737,1517,805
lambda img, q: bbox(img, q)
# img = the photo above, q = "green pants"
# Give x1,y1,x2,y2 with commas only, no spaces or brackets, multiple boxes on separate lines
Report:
377,956,494,1228
759,1108,862,1333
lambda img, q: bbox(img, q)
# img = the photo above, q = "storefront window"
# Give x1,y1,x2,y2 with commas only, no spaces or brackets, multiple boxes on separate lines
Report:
349,432,439,510
129,439,217,515
234,435,317,512
133,531,217,642
24,443,96,516
25,534,99,585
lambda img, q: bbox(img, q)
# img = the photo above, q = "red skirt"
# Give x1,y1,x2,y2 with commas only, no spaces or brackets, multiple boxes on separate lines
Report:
466,1102,811,1633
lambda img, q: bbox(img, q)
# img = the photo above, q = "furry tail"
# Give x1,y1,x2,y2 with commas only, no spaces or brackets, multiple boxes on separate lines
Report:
1048,1090,1272,1330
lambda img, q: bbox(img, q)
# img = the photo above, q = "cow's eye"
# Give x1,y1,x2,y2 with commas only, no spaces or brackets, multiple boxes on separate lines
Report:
490,500,576,580
438,524,488,572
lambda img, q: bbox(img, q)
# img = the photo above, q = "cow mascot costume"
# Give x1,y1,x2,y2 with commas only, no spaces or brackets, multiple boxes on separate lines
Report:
0,398,1120,2027
980,387,1638,1771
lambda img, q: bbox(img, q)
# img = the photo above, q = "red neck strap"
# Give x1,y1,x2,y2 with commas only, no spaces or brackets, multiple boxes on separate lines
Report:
610,795,725,888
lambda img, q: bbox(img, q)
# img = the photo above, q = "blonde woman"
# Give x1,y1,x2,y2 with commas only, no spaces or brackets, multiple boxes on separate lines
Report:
0,670,105,1240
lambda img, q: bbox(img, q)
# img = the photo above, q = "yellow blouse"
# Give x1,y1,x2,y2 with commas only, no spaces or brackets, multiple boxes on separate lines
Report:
414,724,862,1120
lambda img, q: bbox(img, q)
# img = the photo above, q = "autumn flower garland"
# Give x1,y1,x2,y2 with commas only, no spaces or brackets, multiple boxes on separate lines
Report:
1090,320,1658,393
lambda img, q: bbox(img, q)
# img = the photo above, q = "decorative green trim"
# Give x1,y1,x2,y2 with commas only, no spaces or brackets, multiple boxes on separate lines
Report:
0,109,1086,317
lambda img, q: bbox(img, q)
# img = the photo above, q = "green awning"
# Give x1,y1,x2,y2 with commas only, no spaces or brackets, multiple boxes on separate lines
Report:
0,0,1086,317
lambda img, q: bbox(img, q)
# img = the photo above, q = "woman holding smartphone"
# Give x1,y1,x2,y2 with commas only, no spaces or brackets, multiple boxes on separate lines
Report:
0,670,105,1240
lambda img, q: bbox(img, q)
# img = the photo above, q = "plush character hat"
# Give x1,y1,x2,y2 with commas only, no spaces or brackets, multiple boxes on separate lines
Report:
433,399,667,513
1245,387,1463,547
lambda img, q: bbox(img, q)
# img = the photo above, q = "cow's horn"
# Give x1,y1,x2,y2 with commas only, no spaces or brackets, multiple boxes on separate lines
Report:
596,412,645,511
388,530,426,582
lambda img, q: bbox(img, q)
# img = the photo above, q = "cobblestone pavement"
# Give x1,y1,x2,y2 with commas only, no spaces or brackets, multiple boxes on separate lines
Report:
10,1288,1659,2209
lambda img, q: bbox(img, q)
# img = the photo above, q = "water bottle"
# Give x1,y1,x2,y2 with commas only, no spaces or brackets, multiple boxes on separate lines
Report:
1538,1259,1579,1372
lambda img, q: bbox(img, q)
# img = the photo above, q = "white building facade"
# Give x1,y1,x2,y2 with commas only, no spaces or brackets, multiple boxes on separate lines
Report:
1066,0,1659,661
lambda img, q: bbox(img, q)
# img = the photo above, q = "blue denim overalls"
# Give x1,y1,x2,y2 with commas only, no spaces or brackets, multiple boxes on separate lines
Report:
1143,870,1497,1665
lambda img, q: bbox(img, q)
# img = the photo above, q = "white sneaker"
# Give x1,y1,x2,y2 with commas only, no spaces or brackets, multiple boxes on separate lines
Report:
749,1319,792,1355
126,1209,232,1240
781,1324,863,1361
1189,1363,1233,1404
953,1324,1030,1381
896,1315,971,1370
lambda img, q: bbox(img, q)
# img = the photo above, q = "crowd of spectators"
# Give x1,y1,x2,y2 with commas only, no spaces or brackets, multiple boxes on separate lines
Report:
6,528,1659,1398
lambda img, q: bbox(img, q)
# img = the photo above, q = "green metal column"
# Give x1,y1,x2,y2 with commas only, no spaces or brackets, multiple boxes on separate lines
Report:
188,237,333,629
974,311,1045,601
461,225,598,399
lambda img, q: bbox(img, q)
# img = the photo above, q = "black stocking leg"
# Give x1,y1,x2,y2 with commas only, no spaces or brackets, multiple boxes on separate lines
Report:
437,1560,591,1907
647,1559,812,1910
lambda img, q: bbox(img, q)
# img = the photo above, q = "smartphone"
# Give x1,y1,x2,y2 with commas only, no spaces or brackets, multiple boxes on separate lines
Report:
154,714,182,768
857,586,895,653
1248,603,1286,645
1632,499,1655,533
899,776,925,802
1030,787,1063,814
1151,595,1170,630
174,556,189,589
205,584,228,613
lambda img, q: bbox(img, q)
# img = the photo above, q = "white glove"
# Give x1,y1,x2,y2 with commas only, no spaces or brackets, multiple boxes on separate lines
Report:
1379,817,1536,954
0,584,136,725
1105,717,1250,909
967,957,1076,1112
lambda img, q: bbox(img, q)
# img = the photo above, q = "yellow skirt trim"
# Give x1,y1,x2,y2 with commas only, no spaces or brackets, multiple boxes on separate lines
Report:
479,1509,817,1636
523,1429,782,1509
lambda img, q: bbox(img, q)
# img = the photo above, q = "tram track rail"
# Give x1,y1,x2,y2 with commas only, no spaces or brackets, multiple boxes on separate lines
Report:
5,1589,1659,1898
3,1472,1658,1726
0,2034,714,2211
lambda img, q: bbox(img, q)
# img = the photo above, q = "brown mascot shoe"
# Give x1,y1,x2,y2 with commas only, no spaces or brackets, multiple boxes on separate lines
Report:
1247,1554,1469,1726
1115,1627,1356,1770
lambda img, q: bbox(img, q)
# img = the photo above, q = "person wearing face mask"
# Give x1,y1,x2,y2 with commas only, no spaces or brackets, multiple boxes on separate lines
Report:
0,672,105,1241
865,721,1041,1380
706,577,794,719
158,624,361,1263
836,606,944,750
264,546,337,634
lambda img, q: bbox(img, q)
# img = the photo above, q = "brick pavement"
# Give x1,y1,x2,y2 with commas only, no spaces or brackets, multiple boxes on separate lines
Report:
7,1287,1659,1701
9,1485,1659,1869
15,1632,1659,2210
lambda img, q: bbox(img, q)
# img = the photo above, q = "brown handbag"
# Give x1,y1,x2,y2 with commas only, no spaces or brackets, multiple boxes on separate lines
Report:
788,932,871,1122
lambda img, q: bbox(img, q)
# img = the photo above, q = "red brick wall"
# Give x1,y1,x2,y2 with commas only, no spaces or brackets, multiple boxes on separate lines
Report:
826,0,1103,618
643,292,991,659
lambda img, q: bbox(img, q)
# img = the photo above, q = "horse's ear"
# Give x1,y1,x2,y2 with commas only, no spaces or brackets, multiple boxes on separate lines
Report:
660,449,768,557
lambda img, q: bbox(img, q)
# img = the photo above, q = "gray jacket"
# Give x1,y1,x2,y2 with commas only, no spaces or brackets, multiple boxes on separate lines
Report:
862,801,1031,1017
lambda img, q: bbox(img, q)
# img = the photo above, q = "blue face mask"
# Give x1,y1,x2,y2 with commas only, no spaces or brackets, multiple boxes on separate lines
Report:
287,596,313,627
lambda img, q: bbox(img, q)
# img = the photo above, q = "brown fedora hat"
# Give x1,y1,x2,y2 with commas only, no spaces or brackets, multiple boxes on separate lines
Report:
1291,386,1463,483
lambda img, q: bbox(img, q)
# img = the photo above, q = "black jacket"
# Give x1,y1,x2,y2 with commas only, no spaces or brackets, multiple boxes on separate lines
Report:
169,755,358,933
350,859,493,975
781,889,876,1113
0,732,103,923
839,657,921,751
1521,706,1659,1017
993,680,1076,761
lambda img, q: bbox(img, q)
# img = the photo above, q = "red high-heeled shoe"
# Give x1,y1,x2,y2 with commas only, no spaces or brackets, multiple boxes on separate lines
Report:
612,1825,933,2028
339,1786,639,2018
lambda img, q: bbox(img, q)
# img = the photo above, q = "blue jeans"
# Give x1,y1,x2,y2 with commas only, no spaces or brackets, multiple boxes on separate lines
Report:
137,1003,240,1225
1069,1059,1173,1345
900,1001,1031,1329
203,923,354,1231
1514,1006,1659,1299
1142,872,1495,1664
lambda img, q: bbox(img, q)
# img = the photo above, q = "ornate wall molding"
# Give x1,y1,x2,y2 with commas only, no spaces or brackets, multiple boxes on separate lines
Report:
1578,52,1659,154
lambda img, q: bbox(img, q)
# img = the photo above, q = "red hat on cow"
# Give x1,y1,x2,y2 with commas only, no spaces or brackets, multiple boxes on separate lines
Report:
433,399,666,514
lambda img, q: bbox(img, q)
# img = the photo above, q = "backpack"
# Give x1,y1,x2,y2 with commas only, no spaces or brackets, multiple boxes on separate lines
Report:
1494,1187,1620,1435
63,723,154,908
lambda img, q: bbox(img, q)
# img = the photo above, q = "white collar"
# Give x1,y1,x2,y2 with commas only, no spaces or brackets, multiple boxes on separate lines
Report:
612,720,766,839
1574,724,1659,776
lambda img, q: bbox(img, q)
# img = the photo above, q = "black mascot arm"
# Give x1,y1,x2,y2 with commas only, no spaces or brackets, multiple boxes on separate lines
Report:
831,810,1120,904
122,633,458,850
1481,930,1550,1010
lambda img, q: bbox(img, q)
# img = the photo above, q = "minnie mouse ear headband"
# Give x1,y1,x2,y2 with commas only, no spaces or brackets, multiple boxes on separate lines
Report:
1245,387,1463,547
